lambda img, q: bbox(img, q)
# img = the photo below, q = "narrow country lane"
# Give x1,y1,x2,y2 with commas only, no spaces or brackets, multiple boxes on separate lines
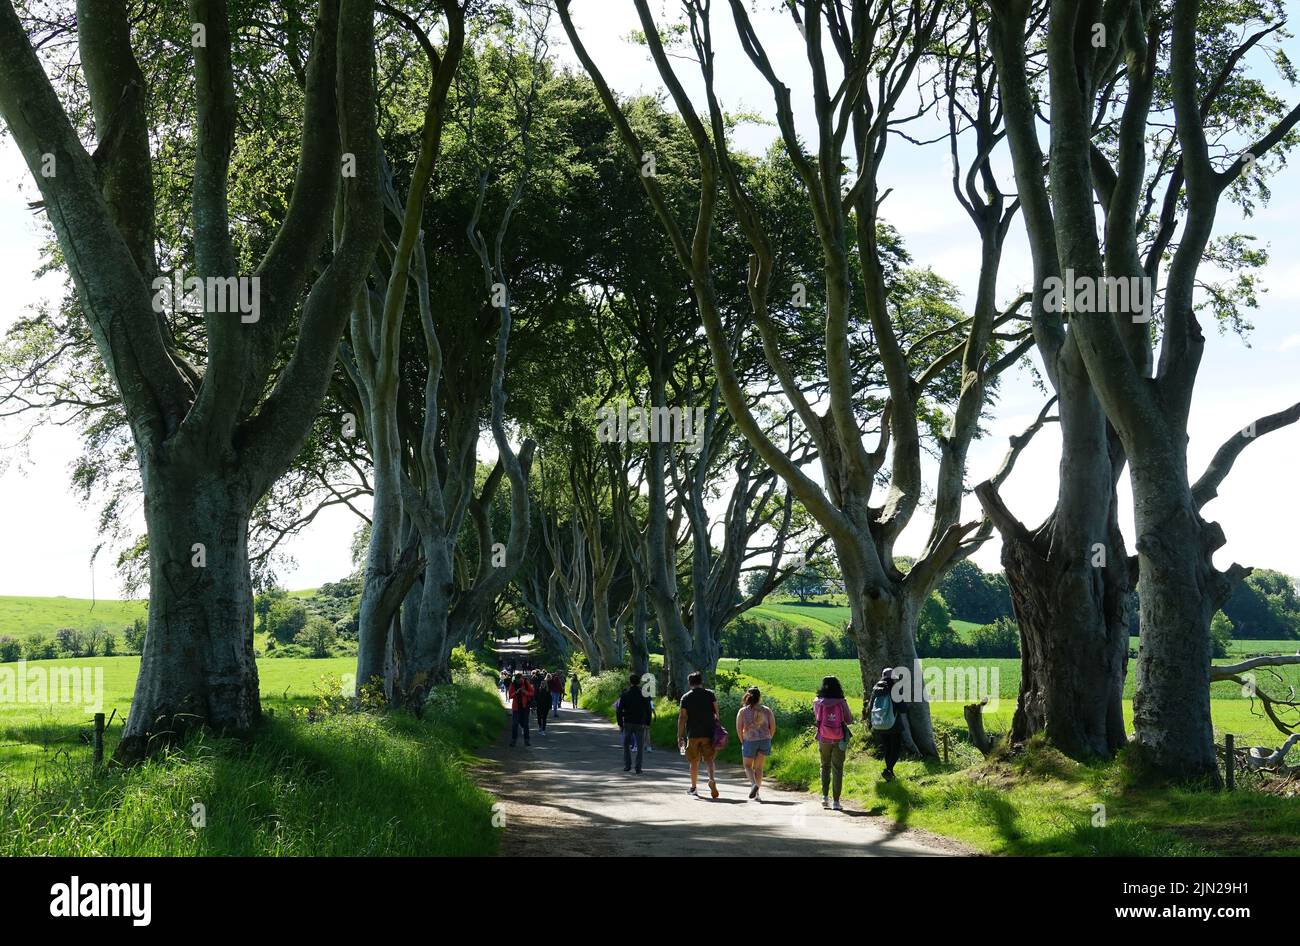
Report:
479,661,966,857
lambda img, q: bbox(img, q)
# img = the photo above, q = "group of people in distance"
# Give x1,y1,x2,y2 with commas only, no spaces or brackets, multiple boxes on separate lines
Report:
503,659,912,810
501,666,580,747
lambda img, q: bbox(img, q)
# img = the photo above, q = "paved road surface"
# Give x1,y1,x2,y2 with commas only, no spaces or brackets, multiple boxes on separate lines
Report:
479,688,964,857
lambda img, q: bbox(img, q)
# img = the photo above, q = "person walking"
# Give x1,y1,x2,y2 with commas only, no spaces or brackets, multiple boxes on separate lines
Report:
869,666,908,781
736,687,776,801
532,670,552,735
677,671,720,799
508,671,534,747
569,672,581,709
549,671,565,717
814,675,853,809
616,672,653,773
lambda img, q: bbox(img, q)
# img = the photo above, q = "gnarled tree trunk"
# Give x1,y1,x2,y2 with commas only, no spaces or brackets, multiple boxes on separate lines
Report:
120,466,259,758
1129,460,1222,780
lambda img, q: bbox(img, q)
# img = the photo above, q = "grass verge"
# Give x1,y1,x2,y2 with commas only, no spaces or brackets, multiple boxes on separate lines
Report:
577,666,1300,856
0,671,505,856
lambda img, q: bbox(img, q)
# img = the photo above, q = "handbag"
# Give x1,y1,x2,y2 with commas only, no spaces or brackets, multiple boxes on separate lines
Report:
712,720,729,751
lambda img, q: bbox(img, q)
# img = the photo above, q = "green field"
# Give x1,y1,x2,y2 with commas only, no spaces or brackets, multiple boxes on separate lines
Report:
719,656,1299,748
0,595,148,639
0,655,357,781
751,601,991,643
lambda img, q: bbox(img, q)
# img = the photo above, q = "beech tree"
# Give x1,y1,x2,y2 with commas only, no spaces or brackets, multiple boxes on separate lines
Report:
985,0,1300,779
0,0,383,759
561,0,1031,751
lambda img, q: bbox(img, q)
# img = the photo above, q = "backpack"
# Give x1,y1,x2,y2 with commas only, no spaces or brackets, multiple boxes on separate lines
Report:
820,699,846,740
869,690,896,731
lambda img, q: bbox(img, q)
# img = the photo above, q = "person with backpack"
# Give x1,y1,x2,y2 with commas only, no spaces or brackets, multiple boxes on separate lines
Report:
736,687,776,801
508,671,534,747
677,671,720,798
549,671,565,717
868,666,908,781
616,672,653,773
532,669,552,735
814,675,853,809
569,672,581,708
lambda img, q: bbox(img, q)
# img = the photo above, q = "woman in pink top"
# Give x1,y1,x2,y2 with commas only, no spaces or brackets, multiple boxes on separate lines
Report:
813,676,853,810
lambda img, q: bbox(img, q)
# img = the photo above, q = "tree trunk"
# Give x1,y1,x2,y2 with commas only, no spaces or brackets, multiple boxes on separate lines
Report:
1001,522,1130,756
116,466,259,761
626,592,649,675
392,541,454,711
355,475,405,691
1130,460,1221,783
591,594,620,670
848,583,937,757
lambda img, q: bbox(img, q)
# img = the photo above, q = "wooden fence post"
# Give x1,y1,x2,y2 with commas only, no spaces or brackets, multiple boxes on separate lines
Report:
1225,733,1235,792
92,712,105,771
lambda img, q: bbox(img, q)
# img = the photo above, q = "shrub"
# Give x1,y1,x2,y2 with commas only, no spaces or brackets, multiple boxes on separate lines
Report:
968,616,1020,658
576,669,627,715
124,618,147,653
0,635,20,662
54,627,86,657
448,645,473,674
293,617,338,658
1210,610,1233,659
24,633,57,660
267,599,309,644
715,664,743,695
917,593,964,657
102,633,117,657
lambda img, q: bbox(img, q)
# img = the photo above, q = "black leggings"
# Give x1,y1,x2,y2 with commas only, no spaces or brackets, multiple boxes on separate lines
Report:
878,729,903,771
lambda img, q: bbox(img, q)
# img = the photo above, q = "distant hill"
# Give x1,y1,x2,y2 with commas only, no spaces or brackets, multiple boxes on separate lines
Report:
0,590,324,640
755,599,981,640
0,595,148,638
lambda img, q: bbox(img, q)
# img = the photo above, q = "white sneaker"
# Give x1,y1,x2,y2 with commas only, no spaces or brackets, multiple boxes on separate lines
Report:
822,796,830,809
832,800,843,811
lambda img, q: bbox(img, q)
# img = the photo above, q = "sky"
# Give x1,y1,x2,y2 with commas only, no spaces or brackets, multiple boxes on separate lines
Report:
0,2,1297,600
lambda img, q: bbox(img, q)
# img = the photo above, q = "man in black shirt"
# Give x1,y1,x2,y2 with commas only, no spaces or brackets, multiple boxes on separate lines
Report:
677,671,720,798
616,673,653,773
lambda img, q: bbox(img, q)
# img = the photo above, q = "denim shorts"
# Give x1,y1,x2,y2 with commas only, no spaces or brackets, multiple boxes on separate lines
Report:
741,738,772,758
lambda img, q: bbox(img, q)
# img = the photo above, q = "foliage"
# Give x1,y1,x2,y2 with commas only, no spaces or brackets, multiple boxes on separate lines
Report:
1210,610,1234,660
966,617,1022,659
294,617,339,659
916,593,963,657
937,560,1014,626
266,599,309,645
1223,570,1300,640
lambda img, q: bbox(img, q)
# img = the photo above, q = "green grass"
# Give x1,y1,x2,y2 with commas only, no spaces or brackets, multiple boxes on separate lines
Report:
755,733,1300,856
0,657,506,855
717,656,1299,748
755,602,850,634
1221,638,1299,656
0,655,360,781
699,659,1300,856
0,595,148,639
750,603,1001,644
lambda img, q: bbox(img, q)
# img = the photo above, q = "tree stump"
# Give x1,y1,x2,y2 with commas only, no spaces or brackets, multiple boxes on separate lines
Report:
964,698,993,755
